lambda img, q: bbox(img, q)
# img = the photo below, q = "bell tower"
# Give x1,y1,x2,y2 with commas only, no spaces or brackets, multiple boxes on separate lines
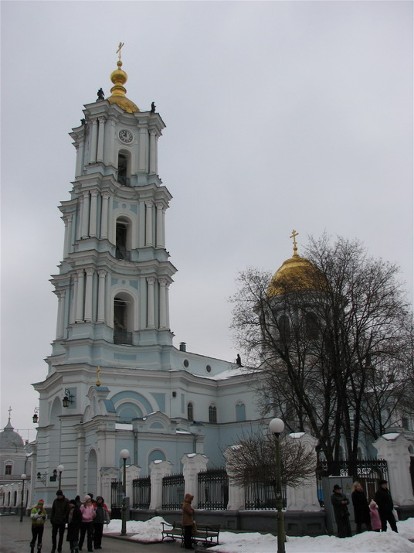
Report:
49,50,176,372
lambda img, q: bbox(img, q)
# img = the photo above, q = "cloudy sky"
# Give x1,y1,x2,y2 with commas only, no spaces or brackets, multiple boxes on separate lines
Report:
1,1,412,442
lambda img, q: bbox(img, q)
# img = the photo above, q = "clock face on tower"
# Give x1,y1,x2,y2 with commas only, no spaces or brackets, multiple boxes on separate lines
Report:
118,129,133,144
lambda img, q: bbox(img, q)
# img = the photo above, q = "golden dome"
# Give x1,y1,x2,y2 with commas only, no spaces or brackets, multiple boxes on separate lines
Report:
107,60,139,114
268,231,326,296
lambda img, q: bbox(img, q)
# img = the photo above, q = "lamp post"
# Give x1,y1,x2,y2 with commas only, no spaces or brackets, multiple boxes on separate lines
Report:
120,449,129,536
20,474,27,522
57,464,64,489
269,418,285,553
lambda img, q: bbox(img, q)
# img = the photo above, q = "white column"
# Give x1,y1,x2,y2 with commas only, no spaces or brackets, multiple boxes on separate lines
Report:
70,273,77,324
67,214,73,254
101,193,110,239
76,196,83,240
155,203,164,248
165,284,170,328
55,289,66,339
62,216,70,259
97,117,106,162
77,432,85,497
149,130,156,174
159,278,167,329
147,277,155,328
145,201,153,246
285,433,320,511
89,191,98,237
138,126,148,172
90,119,98,163
84,268,94,322
76,138,85,177
75,269,85,322
81,191,90,239
97,270,106,323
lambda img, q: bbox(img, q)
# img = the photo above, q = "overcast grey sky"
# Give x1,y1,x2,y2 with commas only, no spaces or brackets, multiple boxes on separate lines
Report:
1,0,412,442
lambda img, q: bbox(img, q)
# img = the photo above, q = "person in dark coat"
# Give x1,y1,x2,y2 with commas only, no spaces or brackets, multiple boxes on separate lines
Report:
51,490,70,553
374,479,398,532
93,496,109,549
181,493,195,550
66,499,82,553
331,484,352,538
351,481,371,533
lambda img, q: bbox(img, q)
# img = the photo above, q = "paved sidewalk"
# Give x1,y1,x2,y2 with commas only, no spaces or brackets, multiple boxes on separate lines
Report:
0,515,184,553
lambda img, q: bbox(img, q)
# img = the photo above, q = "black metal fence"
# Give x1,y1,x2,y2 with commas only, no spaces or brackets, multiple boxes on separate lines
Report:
316,459,389,504
133,476,151,509
198,469,229,510
245,479,287,510
110,480,123,518
162,473,185,510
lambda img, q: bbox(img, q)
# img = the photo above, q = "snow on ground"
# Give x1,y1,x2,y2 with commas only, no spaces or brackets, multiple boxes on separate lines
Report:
104,516,414,552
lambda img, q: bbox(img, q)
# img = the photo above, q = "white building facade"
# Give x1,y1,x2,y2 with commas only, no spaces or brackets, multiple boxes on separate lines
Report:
31,55,262,505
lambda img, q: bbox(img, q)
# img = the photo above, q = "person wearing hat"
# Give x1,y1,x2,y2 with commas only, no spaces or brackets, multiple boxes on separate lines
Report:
374,479,398,532
30,499,47,553
79,495,96,552
51,490,70,553
331,484,352,538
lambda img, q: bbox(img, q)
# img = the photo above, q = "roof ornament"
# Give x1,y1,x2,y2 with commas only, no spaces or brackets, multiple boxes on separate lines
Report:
96,366,102,387
116,41,125,61
290,229,299,257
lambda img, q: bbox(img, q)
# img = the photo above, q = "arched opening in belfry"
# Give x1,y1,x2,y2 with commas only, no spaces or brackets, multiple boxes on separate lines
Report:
113,292,133,345
117,151,130,186
115,217,131,260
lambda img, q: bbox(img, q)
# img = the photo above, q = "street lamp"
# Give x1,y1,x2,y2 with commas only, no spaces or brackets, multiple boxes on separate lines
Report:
120,449,129,536
20,474,27,522
269,418,285,553
57,464,64,489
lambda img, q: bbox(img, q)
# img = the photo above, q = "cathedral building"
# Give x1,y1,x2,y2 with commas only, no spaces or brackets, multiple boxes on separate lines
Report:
31,53,263,504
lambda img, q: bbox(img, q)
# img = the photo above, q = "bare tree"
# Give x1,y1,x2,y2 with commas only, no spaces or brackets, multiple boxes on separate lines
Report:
230,234,413,468
225,429,316,489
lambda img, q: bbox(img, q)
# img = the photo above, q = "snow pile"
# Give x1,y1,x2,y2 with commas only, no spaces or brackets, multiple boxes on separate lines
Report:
103,516,414,552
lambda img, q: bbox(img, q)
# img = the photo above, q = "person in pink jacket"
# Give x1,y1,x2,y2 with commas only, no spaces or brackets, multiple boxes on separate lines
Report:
79,495,96,552
369,499,382,531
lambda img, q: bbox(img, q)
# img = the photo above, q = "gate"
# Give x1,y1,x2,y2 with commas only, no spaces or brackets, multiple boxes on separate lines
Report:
162,473,185,510
316,459,389,506
133,476,151,509
198,468,229,510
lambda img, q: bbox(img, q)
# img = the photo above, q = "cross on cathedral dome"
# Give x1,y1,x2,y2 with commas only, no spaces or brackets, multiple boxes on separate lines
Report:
268,230,326,297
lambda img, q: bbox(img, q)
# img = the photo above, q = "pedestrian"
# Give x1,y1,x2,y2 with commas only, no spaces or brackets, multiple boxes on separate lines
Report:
79,495,96,552
330,484,352,538
369,499,382,531
29,499,47,553
51,490,70,553
181,493,195,550
66,499,82,553
351,481,371,533
93,496,109,549
374,479,398,532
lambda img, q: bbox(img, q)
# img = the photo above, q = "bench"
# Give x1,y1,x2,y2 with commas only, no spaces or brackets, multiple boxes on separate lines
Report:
161,521,220,547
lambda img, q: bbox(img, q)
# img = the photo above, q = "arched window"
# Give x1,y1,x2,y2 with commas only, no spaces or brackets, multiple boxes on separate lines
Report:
235,402,246,422
278,314,291,343
5,464,12,475
114,293,133,344
117,151,131,186
209,404,217,423
116,217,131,260
305,312,319,340
187,402,194,422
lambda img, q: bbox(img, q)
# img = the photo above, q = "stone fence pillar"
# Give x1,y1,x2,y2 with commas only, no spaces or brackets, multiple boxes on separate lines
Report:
149,460,172,510
286,432,320,511
181,453,208,508
373,432,414,506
